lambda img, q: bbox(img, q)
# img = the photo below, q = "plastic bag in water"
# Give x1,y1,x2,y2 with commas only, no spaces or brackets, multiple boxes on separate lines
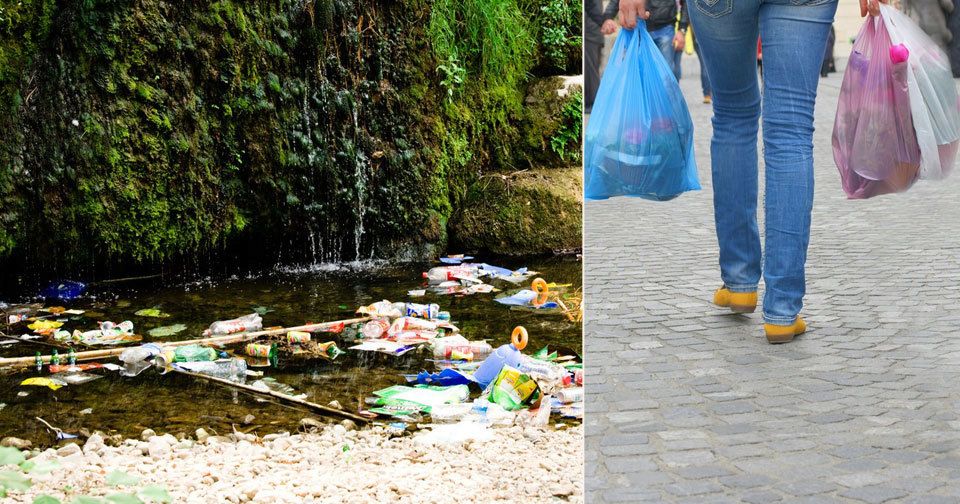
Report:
833,16,920,198
584,22,699,201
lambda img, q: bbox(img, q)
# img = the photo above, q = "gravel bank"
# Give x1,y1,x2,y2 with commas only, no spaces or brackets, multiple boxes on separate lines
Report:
6,423,583,503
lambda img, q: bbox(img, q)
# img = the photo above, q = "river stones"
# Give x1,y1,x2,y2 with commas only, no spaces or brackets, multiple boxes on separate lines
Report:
0,437,31,450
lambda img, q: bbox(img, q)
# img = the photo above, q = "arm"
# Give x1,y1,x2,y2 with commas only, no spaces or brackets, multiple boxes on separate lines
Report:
603,0,620,20
678,0,689,31
586,0,606,25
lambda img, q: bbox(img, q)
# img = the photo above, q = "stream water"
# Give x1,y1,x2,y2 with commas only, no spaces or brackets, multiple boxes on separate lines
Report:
0,256,581,446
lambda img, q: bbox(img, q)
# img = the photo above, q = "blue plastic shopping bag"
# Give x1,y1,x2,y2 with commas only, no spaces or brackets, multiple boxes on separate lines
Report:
584,23,700,201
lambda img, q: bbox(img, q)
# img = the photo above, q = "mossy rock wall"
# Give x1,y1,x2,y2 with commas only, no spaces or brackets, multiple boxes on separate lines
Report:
0,0,582,277
449,167,582,255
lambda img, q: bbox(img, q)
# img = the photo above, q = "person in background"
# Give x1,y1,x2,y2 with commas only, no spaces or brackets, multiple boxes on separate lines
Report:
585,1,620,112
616,0,883,343
691,28,712,103
601,0,689,81
821,25,837,77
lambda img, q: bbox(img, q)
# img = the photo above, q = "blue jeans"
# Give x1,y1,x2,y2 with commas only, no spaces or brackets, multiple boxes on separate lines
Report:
688,0,837,325
649,25,682,81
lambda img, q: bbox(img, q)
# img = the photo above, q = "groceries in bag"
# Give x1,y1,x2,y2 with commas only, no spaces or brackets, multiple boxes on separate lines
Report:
833,14,921,198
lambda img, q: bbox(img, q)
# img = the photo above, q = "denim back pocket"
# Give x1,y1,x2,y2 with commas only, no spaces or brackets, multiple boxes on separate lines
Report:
694,0,734,18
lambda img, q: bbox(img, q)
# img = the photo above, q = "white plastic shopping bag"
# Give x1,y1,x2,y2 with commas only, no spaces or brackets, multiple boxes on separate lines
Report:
880,4,960,180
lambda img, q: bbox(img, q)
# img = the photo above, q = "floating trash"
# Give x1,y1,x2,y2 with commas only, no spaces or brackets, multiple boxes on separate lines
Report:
134,308,171,318
148,324,188,338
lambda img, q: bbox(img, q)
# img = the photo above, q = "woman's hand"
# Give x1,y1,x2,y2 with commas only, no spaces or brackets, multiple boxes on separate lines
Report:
673,31,686,51
601,19,618,35
618,0,651,29
860,0,886,17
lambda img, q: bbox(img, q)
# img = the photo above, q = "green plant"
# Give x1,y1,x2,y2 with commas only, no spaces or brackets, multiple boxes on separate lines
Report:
436,54,466,100
427,0,533,90
538,0,579,70
550,90,582,161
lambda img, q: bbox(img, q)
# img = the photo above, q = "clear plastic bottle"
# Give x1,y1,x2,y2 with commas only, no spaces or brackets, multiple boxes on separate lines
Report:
202,313,262,336
175,358,247,382
422,266,475,284
361,318,390,339
388,317,438,335
556,387,584,404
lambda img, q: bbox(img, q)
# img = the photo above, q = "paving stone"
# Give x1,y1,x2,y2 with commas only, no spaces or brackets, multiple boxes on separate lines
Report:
584,56,960,503
839,485,910,504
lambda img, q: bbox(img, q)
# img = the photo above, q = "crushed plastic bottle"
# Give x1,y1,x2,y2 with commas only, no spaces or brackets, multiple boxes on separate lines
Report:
119,343,164,377
202,313,262,337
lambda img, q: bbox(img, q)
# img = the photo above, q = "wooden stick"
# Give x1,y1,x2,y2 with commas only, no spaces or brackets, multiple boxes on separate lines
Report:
0,317,371,368
170,368,370,423
92,273,163,285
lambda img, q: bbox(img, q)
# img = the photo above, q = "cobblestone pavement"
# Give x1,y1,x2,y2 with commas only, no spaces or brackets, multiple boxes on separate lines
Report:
584,55,960,503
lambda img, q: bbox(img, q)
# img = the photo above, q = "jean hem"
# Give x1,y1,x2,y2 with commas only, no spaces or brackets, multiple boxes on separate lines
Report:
763,314,797,325
723,284,757,293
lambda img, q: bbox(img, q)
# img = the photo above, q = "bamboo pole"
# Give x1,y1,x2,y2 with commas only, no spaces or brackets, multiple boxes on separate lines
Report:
170,368,370,423
0,317,371,369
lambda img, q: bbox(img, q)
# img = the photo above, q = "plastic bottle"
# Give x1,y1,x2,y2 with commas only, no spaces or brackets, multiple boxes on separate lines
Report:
119,343,164,377
175,358,247,382
35,352,42,373
361,318,390,339
387,317,439,337
403,303,440,319
518,355,566,382
422,266,475,284
68,347,76,366
51,350,60,366
202,313,263,337
556,387,584,404
433,341,493,362
472,326,529,388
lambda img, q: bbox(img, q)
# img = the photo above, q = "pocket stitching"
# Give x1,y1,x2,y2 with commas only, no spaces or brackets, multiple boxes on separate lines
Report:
695,0,733,18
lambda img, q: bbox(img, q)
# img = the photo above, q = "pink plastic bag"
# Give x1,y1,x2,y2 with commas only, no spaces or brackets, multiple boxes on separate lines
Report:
833,17,921,199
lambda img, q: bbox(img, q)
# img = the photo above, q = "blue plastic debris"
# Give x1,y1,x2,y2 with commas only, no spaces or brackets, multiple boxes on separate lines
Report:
440,256,474,264
494,289,559,309
40,281,87,301
407,368,475,387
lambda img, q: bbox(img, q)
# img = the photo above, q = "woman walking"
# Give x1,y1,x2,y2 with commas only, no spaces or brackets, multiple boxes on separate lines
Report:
616,0,882,343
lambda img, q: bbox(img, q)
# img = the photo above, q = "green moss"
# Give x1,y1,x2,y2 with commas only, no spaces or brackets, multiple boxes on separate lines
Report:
449,167,583,255
0,0,582,270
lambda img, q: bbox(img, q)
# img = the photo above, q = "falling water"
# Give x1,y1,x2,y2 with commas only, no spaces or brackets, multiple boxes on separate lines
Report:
352,107,367,263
